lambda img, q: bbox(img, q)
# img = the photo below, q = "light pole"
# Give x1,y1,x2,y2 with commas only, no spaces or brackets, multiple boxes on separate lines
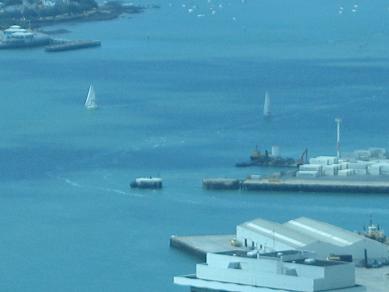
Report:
335,118,342,159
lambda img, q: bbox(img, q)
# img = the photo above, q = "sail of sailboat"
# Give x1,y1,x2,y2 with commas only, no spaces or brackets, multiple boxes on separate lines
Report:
85,84,97,110
263,91,271,117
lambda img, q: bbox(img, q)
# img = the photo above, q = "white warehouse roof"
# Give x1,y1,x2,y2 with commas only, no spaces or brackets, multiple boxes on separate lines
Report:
285,217,363,247
237,217,389,262
239,218,316,248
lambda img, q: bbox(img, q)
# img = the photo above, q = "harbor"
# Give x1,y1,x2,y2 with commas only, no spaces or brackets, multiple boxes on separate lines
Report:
2,1,389,291
230,118,389,194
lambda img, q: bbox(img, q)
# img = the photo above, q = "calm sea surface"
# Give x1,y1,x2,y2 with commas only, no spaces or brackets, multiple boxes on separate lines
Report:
1,0,389,290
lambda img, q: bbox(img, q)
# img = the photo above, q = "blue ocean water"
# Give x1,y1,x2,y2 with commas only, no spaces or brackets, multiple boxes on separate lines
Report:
1,0,389,290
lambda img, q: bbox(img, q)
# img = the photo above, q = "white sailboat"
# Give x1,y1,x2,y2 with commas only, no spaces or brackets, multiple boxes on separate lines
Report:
85,84,97,110
263,91,271,118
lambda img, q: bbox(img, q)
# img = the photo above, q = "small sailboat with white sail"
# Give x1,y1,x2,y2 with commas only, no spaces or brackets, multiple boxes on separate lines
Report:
263,91,271,118
85,84,97,110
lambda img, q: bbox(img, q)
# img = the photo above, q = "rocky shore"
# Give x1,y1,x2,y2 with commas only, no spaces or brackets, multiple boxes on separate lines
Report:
0,1,156,29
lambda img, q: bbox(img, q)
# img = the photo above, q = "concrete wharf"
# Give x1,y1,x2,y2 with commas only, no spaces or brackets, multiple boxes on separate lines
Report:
242,178,389,194
202,178,241,190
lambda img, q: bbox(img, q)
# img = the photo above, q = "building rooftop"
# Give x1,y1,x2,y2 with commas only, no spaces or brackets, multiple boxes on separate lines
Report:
217,249,344,267
239,218,317,248
240,217,367,249
286,217,363,246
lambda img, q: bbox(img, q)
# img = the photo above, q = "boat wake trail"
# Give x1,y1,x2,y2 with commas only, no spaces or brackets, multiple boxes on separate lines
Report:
46,172,143,197
93,186,144,198
64,178,82,188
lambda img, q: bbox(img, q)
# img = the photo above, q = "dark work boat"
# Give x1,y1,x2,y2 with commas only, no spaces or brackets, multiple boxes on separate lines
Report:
236,147,308,168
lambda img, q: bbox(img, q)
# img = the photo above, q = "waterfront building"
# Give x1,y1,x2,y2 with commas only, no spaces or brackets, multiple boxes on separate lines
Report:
174,249,366,292
236,217,389,264
0,25,51,48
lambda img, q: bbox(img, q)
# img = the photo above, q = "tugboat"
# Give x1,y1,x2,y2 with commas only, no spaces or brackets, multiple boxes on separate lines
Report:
360,217,387,243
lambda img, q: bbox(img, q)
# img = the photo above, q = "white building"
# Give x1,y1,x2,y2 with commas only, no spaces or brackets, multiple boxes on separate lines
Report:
174,249,366,292
237,217,389,264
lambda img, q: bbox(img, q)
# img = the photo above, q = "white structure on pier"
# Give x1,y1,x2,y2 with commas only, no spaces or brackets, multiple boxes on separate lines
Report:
335,118,342,159
236,217,389,264
174,249,366,292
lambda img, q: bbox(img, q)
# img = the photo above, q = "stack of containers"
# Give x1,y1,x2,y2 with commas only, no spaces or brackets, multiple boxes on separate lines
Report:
322,164,338,176
349,161,369,176
338,169,355,176
299,164,323,173
307,156,339,177
368,163,382,176
354,150,371,161
380,163,389,176
369,147,386,159
320,156,339,165
338,162,349,170
309,156,338,166
296,170,320,178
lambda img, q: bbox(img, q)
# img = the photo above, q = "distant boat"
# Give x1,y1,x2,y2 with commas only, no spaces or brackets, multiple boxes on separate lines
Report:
130,177,163,189
85,84,97,110
263,91,271,118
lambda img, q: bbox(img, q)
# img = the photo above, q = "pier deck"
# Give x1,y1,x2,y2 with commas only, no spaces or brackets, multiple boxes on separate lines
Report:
45,40,101,52
242,177,389,194
356,266,389,292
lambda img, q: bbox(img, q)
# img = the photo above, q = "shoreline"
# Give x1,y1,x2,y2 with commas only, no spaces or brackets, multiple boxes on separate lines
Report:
0,3,158,30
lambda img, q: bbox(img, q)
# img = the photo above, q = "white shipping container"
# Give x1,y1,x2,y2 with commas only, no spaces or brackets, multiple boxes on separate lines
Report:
368,164,381,176
317,156,339,165
299,164,323,172
331,164,341,171
354,169,367,176
271,146,280,157
379,164,389,172
296,170,320,178
348,162,369,169
338,163,349,170
323,169,337,176
322,165,338,176
338,169,355,176
309,158,329,166
354,150,371,161
368,147,386,158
